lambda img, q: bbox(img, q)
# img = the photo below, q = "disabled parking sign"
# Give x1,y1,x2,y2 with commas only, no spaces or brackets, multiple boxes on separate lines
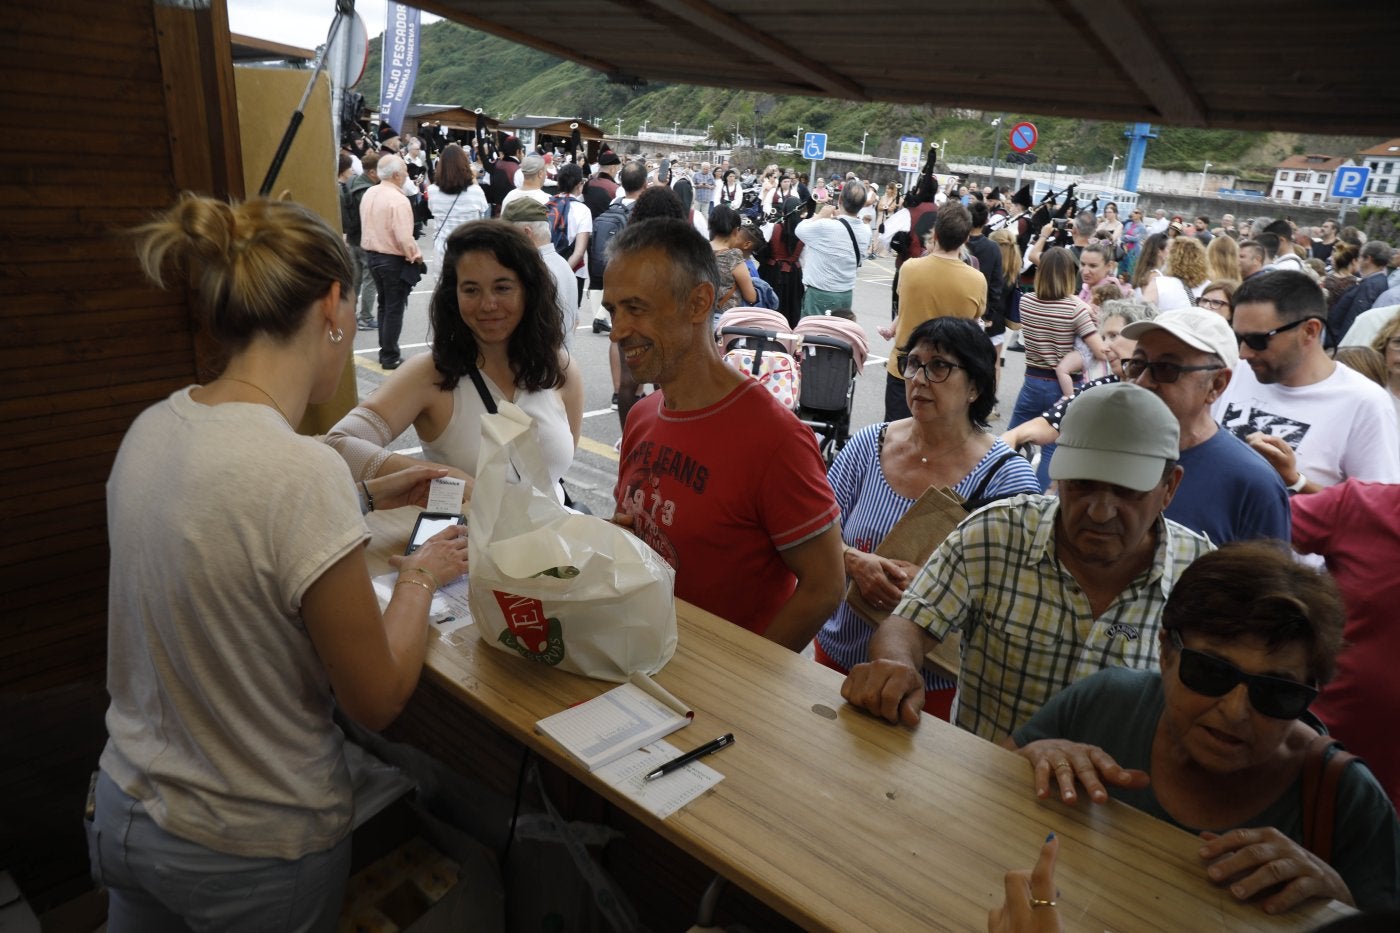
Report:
803,132,828,161
1330,165,1370,200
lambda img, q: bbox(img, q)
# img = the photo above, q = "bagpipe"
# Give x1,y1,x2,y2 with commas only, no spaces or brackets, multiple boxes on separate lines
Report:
1027,183,1079,248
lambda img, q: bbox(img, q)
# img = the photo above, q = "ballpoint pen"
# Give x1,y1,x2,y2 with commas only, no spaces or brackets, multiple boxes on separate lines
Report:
643,733,735,781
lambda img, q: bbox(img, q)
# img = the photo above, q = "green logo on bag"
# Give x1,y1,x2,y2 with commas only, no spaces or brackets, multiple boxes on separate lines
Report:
492,590,565,666
498,618,565,665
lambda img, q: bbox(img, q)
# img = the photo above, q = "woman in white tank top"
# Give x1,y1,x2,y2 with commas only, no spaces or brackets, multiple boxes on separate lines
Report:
326,220,583,502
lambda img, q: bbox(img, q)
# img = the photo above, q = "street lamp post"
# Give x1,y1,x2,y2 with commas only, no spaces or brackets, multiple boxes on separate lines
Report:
988,114,1003,185
1109,153,1120,187
641,120,648,135
615,118,622,135
796,126,803,150
940,138,948,164
1199,161,1213,196
672,121,679,139
861,131,868,155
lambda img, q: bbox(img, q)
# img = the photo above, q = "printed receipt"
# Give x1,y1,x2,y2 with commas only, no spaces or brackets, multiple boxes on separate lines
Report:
371,571,473,639
426,476,467,514
595,740,724,819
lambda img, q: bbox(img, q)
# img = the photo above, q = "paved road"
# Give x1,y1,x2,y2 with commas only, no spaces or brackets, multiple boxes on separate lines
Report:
349,243,1029,517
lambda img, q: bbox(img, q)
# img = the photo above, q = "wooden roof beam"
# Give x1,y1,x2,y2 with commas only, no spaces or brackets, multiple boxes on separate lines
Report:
1056,0,1206,125
640,0,869,101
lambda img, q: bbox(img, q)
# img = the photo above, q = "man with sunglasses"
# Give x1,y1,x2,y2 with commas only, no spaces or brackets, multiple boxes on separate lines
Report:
1001,305,1289,544
1214,271,1399,494
842,383,1212,741
1006,542,1400,914
1120,308,1291,544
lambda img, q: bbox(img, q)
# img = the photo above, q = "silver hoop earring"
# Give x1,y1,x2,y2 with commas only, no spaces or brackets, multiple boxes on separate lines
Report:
330,327,344,344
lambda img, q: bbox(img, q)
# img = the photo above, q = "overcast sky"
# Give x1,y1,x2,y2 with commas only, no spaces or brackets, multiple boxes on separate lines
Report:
227,0,441,51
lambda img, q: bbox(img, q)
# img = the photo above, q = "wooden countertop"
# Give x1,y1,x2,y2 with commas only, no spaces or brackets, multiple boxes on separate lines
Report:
367,507,1349,932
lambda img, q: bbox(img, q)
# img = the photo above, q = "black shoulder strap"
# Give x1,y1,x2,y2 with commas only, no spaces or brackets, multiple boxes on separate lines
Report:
839,216,863,267
967,451,1019,503
467,365,498,414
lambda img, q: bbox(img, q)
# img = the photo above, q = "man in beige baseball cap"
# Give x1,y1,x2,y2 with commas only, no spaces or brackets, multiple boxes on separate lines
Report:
843,381,1213,740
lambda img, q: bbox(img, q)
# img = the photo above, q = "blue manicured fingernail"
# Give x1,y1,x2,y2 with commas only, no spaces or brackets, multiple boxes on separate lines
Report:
1046,832,1055,842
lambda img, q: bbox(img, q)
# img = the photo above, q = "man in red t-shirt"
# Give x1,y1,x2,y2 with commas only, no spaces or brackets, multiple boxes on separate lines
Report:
603,218,844,650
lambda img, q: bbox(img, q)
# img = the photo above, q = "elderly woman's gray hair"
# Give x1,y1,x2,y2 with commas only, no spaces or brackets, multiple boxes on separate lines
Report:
1100,298,1157,327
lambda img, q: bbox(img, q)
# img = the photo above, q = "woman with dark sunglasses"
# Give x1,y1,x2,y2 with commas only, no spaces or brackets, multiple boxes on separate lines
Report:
1004,542,1400,914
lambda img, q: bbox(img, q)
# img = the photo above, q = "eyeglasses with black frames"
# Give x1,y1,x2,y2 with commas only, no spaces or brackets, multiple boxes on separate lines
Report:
1196,295,1230,312
1168,630,1318,719
899,354,964,383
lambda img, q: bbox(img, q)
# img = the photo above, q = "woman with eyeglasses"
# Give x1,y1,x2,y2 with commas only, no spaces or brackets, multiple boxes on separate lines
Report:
1195,279,1238,321
814,317,1039,720
1004,541,1400,914
1372,312,1400,418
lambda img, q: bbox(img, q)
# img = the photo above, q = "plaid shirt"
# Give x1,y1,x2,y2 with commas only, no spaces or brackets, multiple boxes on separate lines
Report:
895,494,1212,741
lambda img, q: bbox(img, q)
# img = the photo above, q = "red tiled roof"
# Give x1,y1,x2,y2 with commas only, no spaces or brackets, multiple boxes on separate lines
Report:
1274,154,1347,171
1358,138,1400,157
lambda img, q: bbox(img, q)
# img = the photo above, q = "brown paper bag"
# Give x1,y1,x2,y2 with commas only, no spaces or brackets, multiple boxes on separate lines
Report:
844,485,967,680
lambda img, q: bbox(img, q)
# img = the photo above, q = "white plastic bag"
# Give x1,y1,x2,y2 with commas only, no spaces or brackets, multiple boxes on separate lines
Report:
468,402,677,681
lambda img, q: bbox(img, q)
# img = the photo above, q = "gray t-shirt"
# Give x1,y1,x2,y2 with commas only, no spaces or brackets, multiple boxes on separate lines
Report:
1014,667,1400,910
101,387,369,859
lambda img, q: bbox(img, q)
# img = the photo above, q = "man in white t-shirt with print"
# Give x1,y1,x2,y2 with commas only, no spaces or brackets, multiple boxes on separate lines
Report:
1213,270,1400,494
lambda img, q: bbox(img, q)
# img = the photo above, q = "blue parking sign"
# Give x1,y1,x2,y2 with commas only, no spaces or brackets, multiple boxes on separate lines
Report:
803,132,827,161
1330,165,1370,200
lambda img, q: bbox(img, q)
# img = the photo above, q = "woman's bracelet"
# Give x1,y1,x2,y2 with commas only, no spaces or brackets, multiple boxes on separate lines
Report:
360,480,375,513
394,578,433,596
407,566,441,588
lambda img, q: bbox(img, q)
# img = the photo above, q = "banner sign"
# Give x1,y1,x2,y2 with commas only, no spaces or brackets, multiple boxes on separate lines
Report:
898,137,923,173
379,2,421,136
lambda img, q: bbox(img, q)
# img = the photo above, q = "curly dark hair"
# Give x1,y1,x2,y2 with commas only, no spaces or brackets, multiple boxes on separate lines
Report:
430,220,565,392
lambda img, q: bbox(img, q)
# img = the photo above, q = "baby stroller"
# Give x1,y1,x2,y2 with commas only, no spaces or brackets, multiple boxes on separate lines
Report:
716,307,802,412
793,315,869,464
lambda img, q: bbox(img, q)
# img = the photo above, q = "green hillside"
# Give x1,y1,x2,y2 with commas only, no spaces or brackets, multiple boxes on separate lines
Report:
356,21,1374,178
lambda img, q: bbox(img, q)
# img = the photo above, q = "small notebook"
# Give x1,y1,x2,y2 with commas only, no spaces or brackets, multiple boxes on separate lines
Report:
536,672,694,771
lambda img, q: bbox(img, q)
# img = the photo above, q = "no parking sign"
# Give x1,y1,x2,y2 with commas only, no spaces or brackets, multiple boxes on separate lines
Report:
1009,121,1038,153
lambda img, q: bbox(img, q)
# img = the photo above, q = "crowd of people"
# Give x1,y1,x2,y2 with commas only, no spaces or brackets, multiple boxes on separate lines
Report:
89,118,1400,930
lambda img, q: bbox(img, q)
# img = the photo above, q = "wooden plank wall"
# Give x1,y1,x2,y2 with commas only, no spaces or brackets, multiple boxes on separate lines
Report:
0,0,240,908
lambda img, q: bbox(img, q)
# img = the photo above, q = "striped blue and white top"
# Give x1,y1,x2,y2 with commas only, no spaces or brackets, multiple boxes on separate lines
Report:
815,426,1039,690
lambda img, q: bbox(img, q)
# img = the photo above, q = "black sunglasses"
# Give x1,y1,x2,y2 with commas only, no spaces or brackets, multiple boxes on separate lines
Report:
1169,630,1317,719
1234,316,1318,352
898,354,964,383
1124,359,1223,384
